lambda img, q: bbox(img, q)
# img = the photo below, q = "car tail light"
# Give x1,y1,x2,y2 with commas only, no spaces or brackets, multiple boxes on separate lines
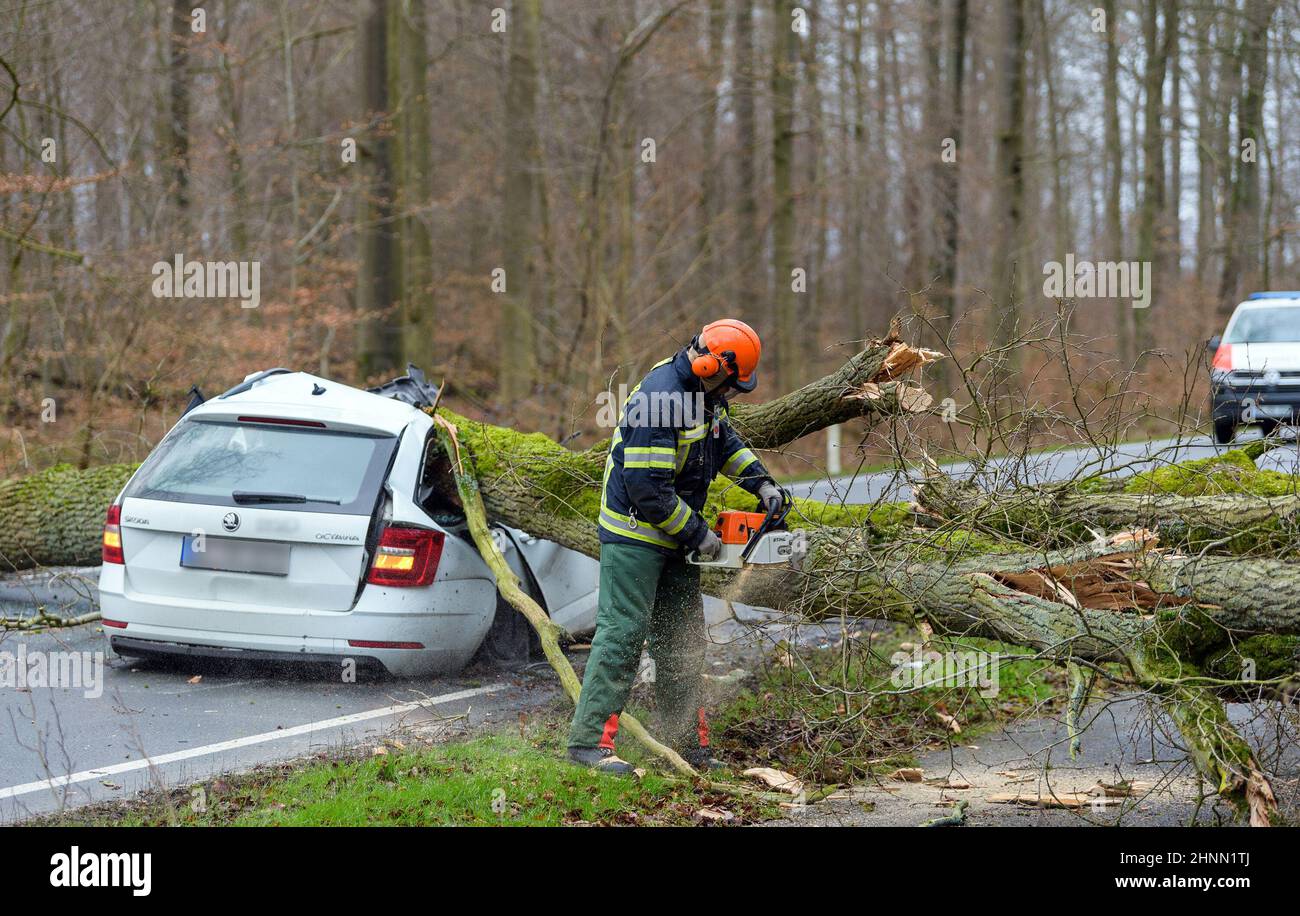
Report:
1212,343,1233,371
101,618,128,629
102,504,125,564
366,526,443,587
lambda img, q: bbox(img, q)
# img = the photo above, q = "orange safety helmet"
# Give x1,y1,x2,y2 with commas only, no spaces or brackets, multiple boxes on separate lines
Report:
691,318,762,392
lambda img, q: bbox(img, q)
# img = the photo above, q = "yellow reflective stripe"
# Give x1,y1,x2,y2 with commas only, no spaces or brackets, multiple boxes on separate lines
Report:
722,448,759,477
598,508,678,548
679,425,707,443
662,498,693,535
624,445,676,470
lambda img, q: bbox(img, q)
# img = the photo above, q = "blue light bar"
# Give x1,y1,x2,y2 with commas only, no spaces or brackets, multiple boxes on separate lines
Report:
1246,291,1300,300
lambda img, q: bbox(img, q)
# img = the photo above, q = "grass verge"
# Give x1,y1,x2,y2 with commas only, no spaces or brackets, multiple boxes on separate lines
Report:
32,716,781,827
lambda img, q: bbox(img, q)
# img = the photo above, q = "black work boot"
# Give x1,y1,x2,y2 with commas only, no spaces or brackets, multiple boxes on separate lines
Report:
567,746,636,776
682,746,726,771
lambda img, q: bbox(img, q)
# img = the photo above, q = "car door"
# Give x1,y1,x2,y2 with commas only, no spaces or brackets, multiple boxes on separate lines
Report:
507,530,600,635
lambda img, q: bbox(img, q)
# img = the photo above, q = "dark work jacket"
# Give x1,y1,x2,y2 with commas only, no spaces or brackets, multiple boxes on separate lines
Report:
598,349,773,555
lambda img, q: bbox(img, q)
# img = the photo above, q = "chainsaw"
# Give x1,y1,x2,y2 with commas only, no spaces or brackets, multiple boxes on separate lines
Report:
687,489,797,569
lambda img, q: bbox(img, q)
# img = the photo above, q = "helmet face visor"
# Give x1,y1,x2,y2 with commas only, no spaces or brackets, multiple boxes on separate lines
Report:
729,370,758,393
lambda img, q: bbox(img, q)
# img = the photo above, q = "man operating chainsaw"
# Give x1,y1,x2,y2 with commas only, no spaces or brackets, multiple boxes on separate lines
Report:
567,318,788,774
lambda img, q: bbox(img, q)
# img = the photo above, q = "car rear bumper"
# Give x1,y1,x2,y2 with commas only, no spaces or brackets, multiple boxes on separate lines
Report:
1212,384,1300,422
108,635,389,672
99,569,497,676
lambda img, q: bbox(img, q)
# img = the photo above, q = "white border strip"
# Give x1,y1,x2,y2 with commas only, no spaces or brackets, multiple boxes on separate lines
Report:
0,683,504,801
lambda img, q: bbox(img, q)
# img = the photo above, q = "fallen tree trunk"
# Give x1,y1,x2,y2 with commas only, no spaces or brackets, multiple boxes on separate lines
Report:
916,449,1300,556
0,463,136,572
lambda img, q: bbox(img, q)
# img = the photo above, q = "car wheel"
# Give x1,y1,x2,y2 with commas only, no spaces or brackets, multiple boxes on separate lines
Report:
1213,416,1236,445
1259,418,1280,438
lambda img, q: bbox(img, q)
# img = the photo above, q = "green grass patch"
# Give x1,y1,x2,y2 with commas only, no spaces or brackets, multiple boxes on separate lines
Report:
36,723,781,827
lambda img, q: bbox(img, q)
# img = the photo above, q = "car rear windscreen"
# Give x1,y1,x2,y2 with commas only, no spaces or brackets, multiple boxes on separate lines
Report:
1225,307,1300,343
124,419,397,514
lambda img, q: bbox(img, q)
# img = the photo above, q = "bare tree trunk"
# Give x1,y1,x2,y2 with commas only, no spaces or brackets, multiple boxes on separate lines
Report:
1194,5,1217,287
217,0,249,257
1218,0,1278,313
1103,0,1128,362
499,0,542,402
734,0,761,327
1135,0,1173,355
697,0,726,311
771,0,800,388
990,0,1026,362
168,0,191,232
399,0,436,374
357,0,402,379
930,0,967,387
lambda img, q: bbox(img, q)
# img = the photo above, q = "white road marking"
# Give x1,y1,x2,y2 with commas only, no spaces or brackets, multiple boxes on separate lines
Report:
0,683,505,801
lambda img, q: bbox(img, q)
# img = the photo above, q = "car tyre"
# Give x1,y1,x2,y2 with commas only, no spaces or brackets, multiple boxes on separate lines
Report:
1259,418,1280,438
1213,416,1236,445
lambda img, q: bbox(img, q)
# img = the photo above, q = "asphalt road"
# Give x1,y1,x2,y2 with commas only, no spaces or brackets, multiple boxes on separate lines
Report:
3,428,1297,823
793,428,1300,506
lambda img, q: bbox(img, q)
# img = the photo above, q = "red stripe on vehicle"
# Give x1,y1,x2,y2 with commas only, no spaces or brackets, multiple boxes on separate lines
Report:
697,707,709,747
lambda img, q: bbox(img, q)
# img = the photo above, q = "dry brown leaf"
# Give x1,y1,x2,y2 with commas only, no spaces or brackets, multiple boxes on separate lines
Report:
889,767,924,782
743,766,804,795
695,807,735,823
935,712,962,734
187,675,202,684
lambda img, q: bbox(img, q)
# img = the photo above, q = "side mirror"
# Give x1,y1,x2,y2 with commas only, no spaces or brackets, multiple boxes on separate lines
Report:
1206,335,1222,354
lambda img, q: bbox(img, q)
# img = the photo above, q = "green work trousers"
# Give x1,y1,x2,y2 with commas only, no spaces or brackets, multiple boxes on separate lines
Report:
567,541,707,751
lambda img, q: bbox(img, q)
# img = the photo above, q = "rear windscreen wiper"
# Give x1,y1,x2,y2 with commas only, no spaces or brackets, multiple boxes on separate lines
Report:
233,491,307,504
233,491,342,505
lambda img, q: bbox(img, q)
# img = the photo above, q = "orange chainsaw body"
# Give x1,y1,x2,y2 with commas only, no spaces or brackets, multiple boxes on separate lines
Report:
713,510,768,545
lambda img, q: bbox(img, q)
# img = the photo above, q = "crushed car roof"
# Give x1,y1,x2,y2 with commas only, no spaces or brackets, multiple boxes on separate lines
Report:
189,370,427,435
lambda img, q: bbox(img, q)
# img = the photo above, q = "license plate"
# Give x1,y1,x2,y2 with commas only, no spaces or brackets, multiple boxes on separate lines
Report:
180,535,290,576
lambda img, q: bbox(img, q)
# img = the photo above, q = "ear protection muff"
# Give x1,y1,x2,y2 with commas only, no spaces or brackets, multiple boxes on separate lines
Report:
691,337,737,380
691,352,723,378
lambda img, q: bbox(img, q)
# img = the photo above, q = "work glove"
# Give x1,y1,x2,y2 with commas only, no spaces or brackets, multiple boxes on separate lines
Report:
695,529,723,561
758,481,787,516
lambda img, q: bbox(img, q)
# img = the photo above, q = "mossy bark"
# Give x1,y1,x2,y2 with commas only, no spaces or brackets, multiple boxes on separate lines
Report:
0,463,136,571
917,457,1300,556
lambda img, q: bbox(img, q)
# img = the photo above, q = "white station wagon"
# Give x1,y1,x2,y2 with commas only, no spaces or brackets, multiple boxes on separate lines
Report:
1209,292,1300,443
98,368,598,675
